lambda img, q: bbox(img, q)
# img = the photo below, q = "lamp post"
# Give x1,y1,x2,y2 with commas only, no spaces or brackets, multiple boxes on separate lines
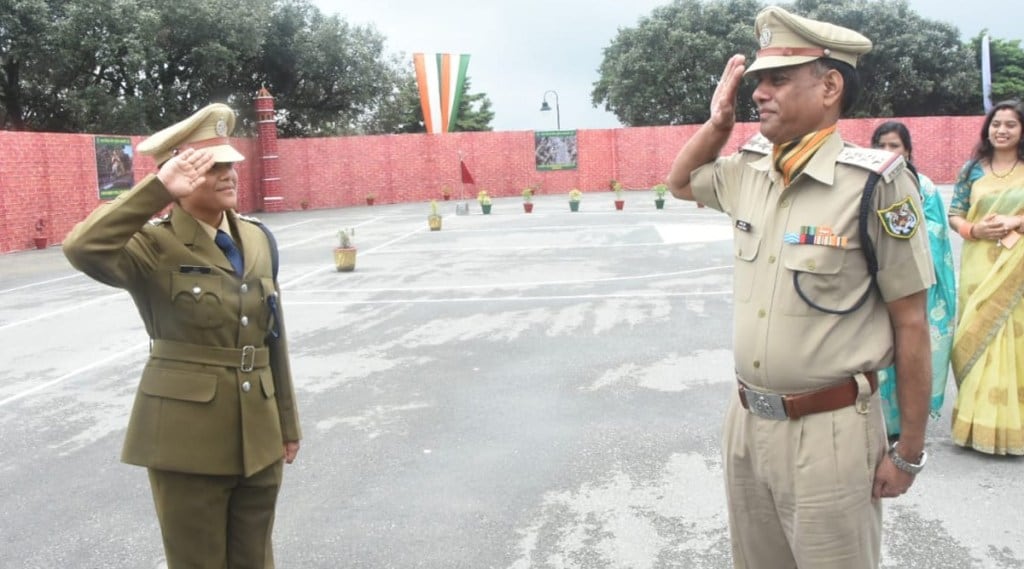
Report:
539,90,560,130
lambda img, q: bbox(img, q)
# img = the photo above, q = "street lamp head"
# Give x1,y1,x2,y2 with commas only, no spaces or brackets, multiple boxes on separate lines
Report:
540,101,552,112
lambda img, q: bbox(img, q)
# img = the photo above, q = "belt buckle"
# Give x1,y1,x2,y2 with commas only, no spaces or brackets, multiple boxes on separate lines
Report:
744,386,789,420
240,345,256,372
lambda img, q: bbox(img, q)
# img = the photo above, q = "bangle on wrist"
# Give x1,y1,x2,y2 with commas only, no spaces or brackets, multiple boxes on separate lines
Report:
958,222,975,240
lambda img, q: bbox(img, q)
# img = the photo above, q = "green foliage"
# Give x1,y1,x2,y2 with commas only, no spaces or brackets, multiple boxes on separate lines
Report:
337,227,354,248
971,34,1024,105
594,0,992,125
593,0,763,126
793,0,979,117
568,188,583,202
0,0,493,135
653,183,668,198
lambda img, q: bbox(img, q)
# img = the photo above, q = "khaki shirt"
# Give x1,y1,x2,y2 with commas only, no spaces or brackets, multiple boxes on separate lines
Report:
691,132,934,393
63,174,301,476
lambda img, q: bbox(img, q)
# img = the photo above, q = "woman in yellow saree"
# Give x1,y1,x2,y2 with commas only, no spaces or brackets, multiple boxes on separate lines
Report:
948,100,1024,455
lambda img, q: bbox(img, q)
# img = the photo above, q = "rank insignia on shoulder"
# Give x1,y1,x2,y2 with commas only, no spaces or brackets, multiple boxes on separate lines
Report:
877,197,921,239
237,213,263,224
148,214,171,226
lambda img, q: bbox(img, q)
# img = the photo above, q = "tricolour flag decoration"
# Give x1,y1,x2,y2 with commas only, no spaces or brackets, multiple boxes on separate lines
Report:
413,53,471,134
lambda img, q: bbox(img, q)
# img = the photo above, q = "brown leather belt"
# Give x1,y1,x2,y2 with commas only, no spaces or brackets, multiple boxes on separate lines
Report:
737,371,878,420
150,339,269,372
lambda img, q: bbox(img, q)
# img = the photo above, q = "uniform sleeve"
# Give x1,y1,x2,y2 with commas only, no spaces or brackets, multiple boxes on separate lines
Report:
268,285,302,442
690,152,750,215
871,168,936,302
62,174,173,288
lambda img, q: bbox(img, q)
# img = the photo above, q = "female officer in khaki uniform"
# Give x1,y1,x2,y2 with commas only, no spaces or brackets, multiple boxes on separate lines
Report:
64,103,301,569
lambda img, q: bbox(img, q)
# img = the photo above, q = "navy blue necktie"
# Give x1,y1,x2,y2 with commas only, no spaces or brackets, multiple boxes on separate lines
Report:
214,230,244,276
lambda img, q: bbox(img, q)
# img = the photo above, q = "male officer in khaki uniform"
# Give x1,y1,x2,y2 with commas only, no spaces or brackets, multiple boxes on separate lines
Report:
666,7,933,568
64,103,301,569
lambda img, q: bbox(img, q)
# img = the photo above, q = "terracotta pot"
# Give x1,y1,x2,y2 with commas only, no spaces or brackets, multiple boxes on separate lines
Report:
366,197,375,206
33,236,48,249
614,200,625,210
523,202,534,213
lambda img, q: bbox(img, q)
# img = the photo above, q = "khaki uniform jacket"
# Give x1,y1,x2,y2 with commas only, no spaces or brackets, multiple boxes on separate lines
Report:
64,174,301,477
691,132,935,393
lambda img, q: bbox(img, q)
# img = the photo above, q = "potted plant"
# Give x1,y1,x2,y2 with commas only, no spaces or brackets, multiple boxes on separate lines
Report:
568,188,582,212
653,183,668,210
33,218,48,249
428,200,443,231
334,228,357,271
365,193,376,206
612,181,625,210
522,187,534,213
477,190,492,214
299,199,310,210
441,186,452,201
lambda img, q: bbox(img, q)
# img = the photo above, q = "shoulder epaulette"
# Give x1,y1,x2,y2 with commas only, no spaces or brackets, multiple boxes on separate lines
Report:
148,213,171,226
740,133,772,156
836,146,906,183
237,213,263,225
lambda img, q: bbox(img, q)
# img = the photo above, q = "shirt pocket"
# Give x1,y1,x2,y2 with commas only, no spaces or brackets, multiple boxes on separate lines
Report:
140,366,217,403
733,230,761,302
170,273,226,329
782,246,849,316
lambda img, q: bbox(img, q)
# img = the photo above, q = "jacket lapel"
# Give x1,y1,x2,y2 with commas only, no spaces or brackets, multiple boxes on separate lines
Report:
171,205,235,274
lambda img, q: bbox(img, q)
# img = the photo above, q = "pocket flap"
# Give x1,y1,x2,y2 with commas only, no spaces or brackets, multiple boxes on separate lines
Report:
734,231,761,262
141,366,217,402
783,246,845,275
259,370,276,398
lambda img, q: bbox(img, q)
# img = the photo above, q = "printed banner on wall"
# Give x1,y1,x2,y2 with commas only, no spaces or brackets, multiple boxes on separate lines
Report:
535,130,578,171
95,136,134,199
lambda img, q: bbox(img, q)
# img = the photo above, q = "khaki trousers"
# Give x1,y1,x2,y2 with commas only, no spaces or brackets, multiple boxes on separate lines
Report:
148,461,283,569
722,391,886,569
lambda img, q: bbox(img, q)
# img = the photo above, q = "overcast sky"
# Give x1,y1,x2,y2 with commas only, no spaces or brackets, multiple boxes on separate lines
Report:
311,0,1018,132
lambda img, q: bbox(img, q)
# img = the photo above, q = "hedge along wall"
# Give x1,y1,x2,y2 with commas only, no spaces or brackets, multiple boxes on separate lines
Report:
0,116,981,253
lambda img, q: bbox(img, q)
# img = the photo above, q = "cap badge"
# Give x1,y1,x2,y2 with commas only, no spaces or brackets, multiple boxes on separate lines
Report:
215,119,228,137
758,27,772,48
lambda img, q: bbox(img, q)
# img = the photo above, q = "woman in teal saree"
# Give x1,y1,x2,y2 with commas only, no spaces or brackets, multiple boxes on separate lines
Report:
871,121,956,440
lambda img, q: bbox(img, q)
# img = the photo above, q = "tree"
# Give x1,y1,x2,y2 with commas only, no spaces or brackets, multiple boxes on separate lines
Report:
971,33,1024,105
793,0,979,117
368,72,494,134
593,0,985,126
0,0,444,136
592,0,763,126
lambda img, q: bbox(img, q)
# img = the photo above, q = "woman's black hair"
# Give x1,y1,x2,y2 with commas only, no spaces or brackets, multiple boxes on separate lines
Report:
871,121,913,164
971,99,1024,163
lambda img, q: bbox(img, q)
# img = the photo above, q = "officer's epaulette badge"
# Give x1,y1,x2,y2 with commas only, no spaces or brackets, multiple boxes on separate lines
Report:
837,146,906,183
148,213,171,226
740,133,772,156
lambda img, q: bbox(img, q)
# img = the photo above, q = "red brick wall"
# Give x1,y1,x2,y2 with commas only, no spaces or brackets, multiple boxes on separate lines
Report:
0,117,982,253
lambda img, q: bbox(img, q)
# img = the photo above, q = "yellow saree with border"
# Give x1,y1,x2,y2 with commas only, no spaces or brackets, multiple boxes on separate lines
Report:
951,167,1024,455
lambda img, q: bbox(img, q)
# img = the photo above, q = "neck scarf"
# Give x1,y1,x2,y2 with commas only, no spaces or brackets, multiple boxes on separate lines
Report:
772,125,837,186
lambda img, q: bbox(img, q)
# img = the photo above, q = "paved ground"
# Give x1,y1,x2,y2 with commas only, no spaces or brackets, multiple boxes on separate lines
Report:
1,189,1021,569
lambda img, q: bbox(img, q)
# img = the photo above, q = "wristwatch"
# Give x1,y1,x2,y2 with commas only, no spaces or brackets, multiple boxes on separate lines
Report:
888,442,927,475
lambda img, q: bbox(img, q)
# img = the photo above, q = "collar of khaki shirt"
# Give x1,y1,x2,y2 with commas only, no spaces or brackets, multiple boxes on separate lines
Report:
749,129,845,188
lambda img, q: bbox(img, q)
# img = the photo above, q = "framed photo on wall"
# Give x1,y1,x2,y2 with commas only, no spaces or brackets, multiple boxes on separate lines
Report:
95,136,135,200
535,130,578,171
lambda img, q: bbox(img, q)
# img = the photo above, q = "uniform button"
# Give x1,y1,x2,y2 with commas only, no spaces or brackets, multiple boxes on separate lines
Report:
753,360,761,369
807,260,816,271
758,309,766,318
192,286,201,295
240,316,249,326
241,381,251,392
780,199,790,208
240,283,248,294
769,255,776,264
